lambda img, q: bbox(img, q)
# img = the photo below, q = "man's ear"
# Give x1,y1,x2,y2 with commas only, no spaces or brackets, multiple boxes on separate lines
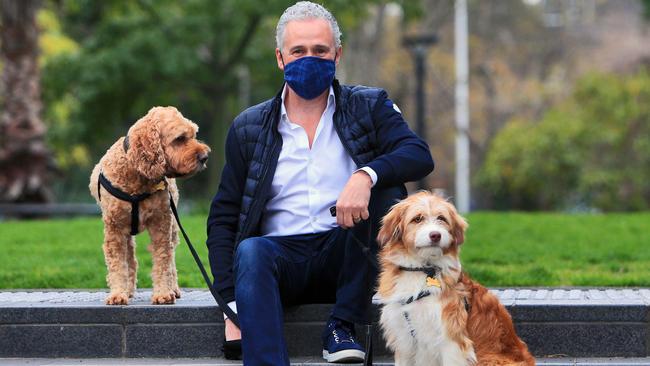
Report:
377,201,405,247
126,107,166,180
334,46,342,66
276,48,285,71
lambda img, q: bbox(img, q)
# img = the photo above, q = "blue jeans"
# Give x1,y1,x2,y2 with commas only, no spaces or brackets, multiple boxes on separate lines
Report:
233,187,405,366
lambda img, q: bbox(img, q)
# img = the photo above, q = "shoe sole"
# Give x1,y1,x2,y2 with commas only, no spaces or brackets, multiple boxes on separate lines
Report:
322,349,365,363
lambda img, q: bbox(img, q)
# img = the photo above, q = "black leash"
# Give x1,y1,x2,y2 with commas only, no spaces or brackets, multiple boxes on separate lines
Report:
354,223,375,366
168,193,240,327
330,206,377,366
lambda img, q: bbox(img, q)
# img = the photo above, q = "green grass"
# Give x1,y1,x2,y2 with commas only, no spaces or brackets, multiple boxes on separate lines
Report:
462,212,650,287
0,212,649,288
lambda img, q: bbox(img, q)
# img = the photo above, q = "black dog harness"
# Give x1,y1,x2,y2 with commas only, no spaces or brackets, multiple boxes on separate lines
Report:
397,265,471,312
97,172,166,235
96,135,168,235
398,265,441,305
397,265,472,340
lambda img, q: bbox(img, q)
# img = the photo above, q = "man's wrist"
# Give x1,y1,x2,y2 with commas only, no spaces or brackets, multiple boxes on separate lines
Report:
354,170,373,188
354,167,377,187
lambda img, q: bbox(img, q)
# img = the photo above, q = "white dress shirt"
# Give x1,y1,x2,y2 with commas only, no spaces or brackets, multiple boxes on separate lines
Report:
261,86,376,237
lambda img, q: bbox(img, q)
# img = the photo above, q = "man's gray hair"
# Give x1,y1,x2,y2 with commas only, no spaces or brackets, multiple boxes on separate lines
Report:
276,1,342,50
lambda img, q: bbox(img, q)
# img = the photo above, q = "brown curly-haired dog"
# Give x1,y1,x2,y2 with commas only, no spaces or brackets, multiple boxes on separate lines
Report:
89,106,210,305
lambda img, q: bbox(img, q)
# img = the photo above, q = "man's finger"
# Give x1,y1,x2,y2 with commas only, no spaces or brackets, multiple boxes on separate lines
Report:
336,205,345,227
343,210,354,229
361,209,369,220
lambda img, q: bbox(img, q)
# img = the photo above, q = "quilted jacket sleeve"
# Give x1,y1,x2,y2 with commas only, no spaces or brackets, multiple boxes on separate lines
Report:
205,125,246,303
364,92,435,188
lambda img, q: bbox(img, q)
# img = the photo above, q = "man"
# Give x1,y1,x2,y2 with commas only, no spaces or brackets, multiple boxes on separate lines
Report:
206,2,434,365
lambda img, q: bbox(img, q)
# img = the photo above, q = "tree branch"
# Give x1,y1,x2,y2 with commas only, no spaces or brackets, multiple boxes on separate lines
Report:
215,13,262,74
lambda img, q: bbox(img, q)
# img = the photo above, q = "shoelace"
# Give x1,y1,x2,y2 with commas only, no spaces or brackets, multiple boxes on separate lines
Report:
331,322,356,344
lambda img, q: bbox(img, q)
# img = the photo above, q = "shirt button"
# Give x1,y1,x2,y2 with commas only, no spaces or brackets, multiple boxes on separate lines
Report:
311,217,317,223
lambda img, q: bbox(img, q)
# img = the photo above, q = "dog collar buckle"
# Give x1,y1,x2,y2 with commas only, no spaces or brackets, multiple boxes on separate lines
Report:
426,276,441,288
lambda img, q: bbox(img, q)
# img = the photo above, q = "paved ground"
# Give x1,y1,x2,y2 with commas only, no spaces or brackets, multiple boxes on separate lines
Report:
3,288,650,306
2,358,650,366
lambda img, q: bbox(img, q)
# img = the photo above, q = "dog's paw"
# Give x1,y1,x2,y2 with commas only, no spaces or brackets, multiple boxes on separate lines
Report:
106,292,129,305
152,291,176,304
173,286,181,299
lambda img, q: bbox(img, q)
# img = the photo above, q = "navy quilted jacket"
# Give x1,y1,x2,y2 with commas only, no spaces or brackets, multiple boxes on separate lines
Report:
206,80,434,302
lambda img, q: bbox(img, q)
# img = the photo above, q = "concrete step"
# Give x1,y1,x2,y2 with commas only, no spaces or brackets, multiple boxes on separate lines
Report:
1,289,650,359
2,358,650,366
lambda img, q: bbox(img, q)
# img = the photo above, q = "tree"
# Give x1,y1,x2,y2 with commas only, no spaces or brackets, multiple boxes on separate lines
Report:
0,0,56,203
477,69,650,211
41,0,395,200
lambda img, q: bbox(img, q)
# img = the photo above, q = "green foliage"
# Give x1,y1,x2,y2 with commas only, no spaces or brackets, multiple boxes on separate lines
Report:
477,70,650,211
1,211,649,288
40,0,406,201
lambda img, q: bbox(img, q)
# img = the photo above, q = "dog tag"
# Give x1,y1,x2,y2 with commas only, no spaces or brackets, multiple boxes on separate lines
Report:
153,181,166,191
426,276,441,288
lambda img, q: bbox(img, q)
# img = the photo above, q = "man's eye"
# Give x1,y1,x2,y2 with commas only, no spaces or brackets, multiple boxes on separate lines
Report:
437,215,448,223
412,215,424,223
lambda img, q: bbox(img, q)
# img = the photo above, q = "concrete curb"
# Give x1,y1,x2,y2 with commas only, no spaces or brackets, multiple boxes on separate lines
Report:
1,289,649,358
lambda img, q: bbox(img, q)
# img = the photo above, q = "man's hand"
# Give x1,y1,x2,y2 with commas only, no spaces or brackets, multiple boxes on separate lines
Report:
336,171,372,229
225,318,241,341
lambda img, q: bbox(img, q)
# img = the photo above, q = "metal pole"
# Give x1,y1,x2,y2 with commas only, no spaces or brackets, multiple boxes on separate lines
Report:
414,46,427,191
454,0,470,212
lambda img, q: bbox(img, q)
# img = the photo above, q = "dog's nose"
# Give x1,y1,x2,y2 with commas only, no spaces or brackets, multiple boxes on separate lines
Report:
429,231,441,243
197,153,209,165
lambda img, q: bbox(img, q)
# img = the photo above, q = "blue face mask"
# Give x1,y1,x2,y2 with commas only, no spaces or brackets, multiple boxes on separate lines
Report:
283,55,336,100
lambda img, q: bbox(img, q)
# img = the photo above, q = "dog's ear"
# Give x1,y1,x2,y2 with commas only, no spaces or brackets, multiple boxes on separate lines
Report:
377,201,405,247
449,206,469,246
126,108,167,180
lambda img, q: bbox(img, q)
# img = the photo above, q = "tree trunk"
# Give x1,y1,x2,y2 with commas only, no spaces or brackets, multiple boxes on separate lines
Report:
0,0,55,203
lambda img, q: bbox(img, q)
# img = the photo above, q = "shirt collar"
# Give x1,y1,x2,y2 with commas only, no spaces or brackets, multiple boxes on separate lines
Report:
280,84,336,126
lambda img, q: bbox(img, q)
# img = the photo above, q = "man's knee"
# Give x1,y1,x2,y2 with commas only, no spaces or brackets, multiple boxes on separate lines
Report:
234,237,277,275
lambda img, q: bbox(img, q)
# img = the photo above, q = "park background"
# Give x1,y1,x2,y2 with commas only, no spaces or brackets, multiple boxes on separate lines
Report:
1,0,650,290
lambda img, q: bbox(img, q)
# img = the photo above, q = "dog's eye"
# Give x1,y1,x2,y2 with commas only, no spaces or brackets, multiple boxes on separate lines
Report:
412,215,424,224
174,136,186,144
437,215,448,223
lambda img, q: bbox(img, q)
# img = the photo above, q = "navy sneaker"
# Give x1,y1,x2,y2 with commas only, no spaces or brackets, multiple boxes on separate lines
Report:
321,317,365,363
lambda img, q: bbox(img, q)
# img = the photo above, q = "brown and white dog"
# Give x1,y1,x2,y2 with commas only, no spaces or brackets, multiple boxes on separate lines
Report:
90,106,210,305
377,192,534,366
